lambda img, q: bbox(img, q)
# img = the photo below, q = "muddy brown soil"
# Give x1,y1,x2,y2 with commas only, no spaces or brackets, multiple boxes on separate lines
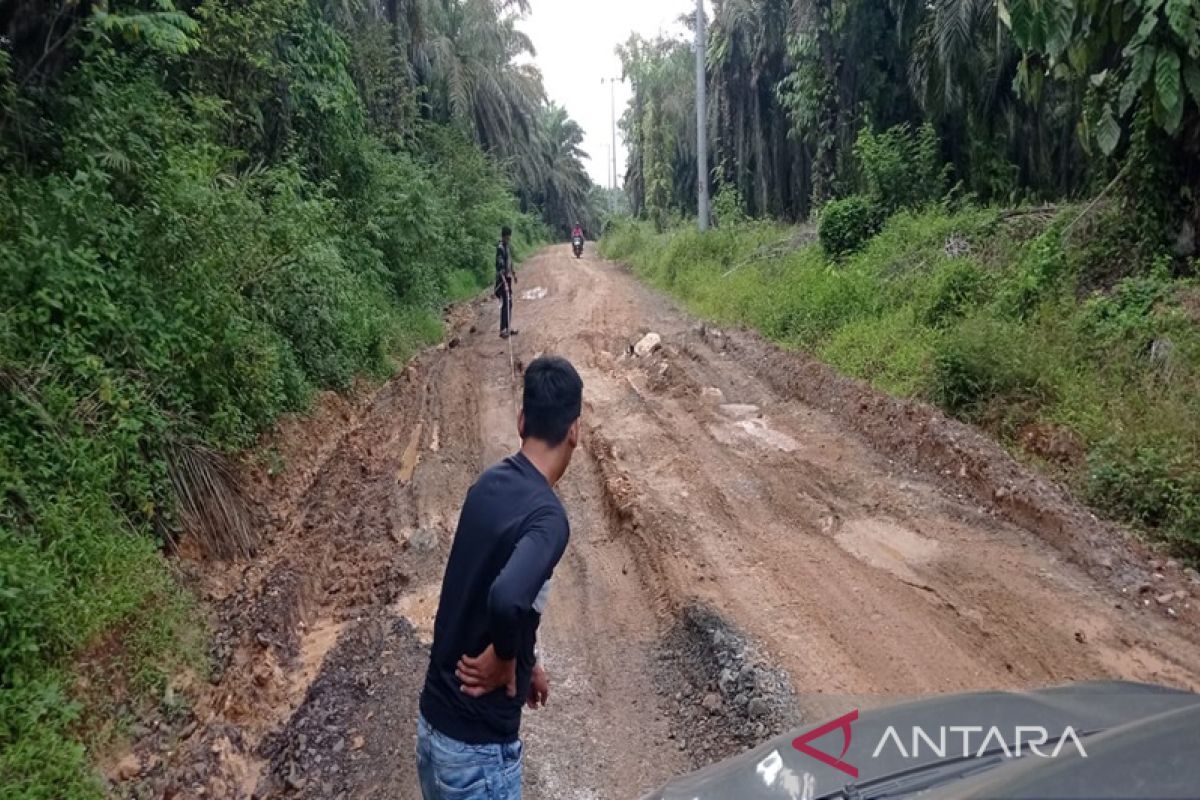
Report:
118,246,1200,800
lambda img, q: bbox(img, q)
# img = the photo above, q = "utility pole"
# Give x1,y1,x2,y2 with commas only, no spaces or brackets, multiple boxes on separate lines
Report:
695,0,710,231
602,76,620,190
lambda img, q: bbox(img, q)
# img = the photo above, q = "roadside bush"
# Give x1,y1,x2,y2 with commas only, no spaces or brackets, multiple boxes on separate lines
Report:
819,194,883,256
854,122,948,213
931,316,1052,417
819,309,939,396
713,183,749,227
921,259,987,327
1076,270,1175,358
763,261,880,344
0,675,96,800
817,123,950,257
995,226,1070,319
599,217,655,261
1088,441,1200,556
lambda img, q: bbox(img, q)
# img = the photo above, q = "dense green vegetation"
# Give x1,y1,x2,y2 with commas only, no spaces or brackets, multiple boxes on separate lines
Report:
603,209,1200,558
621,0,1200,227
0,0,592,794
608,0,1200,563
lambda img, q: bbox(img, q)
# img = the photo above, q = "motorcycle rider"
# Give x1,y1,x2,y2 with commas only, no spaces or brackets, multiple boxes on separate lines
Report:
571,222,584,257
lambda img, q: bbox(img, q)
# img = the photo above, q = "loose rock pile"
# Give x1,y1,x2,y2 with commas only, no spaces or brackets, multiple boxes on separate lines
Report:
653,604,798,768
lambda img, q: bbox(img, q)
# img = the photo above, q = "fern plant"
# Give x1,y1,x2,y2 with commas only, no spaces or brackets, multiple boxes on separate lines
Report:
90,0,200,54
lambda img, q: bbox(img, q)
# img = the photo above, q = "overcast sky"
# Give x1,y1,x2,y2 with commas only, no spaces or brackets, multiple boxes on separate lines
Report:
522,1,706,188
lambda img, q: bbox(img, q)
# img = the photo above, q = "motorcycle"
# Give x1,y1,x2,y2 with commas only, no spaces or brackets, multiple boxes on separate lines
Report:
572,235,584,258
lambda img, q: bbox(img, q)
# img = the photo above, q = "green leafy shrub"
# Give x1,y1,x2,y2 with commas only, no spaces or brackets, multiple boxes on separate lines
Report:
819,194,883,256
1076,270,1175,357
816,123,951,257
713,183,749,227
854,122,947,213
1088,442,1200,556
921,259,987,327
0,675,97,800
931,316,1052,416
995,226,1070,319
599,217,655,261
819,309,939,396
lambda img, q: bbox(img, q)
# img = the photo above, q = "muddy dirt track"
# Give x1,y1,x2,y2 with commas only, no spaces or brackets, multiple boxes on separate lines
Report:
127,245,1200,800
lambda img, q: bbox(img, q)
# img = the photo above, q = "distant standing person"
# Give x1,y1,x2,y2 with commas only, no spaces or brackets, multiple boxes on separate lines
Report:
495,225,518,339
416,355,584,800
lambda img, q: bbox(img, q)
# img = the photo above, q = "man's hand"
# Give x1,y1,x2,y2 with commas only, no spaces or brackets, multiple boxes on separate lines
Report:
527,663,549,710
456,645,516,698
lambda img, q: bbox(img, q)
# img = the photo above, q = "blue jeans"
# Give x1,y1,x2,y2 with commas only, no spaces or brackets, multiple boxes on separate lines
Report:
416,715,523,799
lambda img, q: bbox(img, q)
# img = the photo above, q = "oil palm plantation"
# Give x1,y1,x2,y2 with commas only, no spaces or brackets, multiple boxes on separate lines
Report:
618,0,1200,223
326,0,595,230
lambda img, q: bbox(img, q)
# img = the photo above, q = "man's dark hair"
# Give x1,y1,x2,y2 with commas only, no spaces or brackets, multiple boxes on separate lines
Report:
522,356,583,446
501,225,513,238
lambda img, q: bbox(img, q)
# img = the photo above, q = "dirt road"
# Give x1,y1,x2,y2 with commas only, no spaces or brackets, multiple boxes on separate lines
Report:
130,245,1200,799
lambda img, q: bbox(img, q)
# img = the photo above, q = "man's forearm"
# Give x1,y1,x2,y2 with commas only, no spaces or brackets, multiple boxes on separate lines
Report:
486,582,522,659
485,513,567,660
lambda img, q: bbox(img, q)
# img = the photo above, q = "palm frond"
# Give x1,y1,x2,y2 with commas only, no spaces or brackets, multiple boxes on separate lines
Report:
167,441,257,560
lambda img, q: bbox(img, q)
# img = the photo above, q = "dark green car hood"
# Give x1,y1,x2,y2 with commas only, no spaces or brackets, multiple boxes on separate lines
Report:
643,681,1200,800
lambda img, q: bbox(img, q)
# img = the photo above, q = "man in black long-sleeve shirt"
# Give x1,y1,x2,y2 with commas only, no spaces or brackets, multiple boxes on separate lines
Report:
495,225,518,339
417,355,583,800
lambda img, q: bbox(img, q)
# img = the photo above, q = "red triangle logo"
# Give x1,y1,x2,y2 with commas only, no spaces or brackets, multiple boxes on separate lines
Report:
792,709,859,778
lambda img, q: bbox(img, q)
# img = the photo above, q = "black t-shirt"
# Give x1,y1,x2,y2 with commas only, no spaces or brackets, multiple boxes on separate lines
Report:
494,240,512,296
419,452,569,744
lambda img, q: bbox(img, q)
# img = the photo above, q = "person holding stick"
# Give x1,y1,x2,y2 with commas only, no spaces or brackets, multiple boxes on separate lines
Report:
495,225,518,339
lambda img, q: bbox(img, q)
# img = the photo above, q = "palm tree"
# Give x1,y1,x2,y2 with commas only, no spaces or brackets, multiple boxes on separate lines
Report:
535,104,596,234
342,0,598,229
619,32,698,225
904,0,1082,199
415,0,544,148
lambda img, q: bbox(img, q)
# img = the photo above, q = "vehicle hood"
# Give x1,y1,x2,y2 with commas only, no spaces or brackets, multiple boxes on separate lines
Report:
641,681,1200,800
